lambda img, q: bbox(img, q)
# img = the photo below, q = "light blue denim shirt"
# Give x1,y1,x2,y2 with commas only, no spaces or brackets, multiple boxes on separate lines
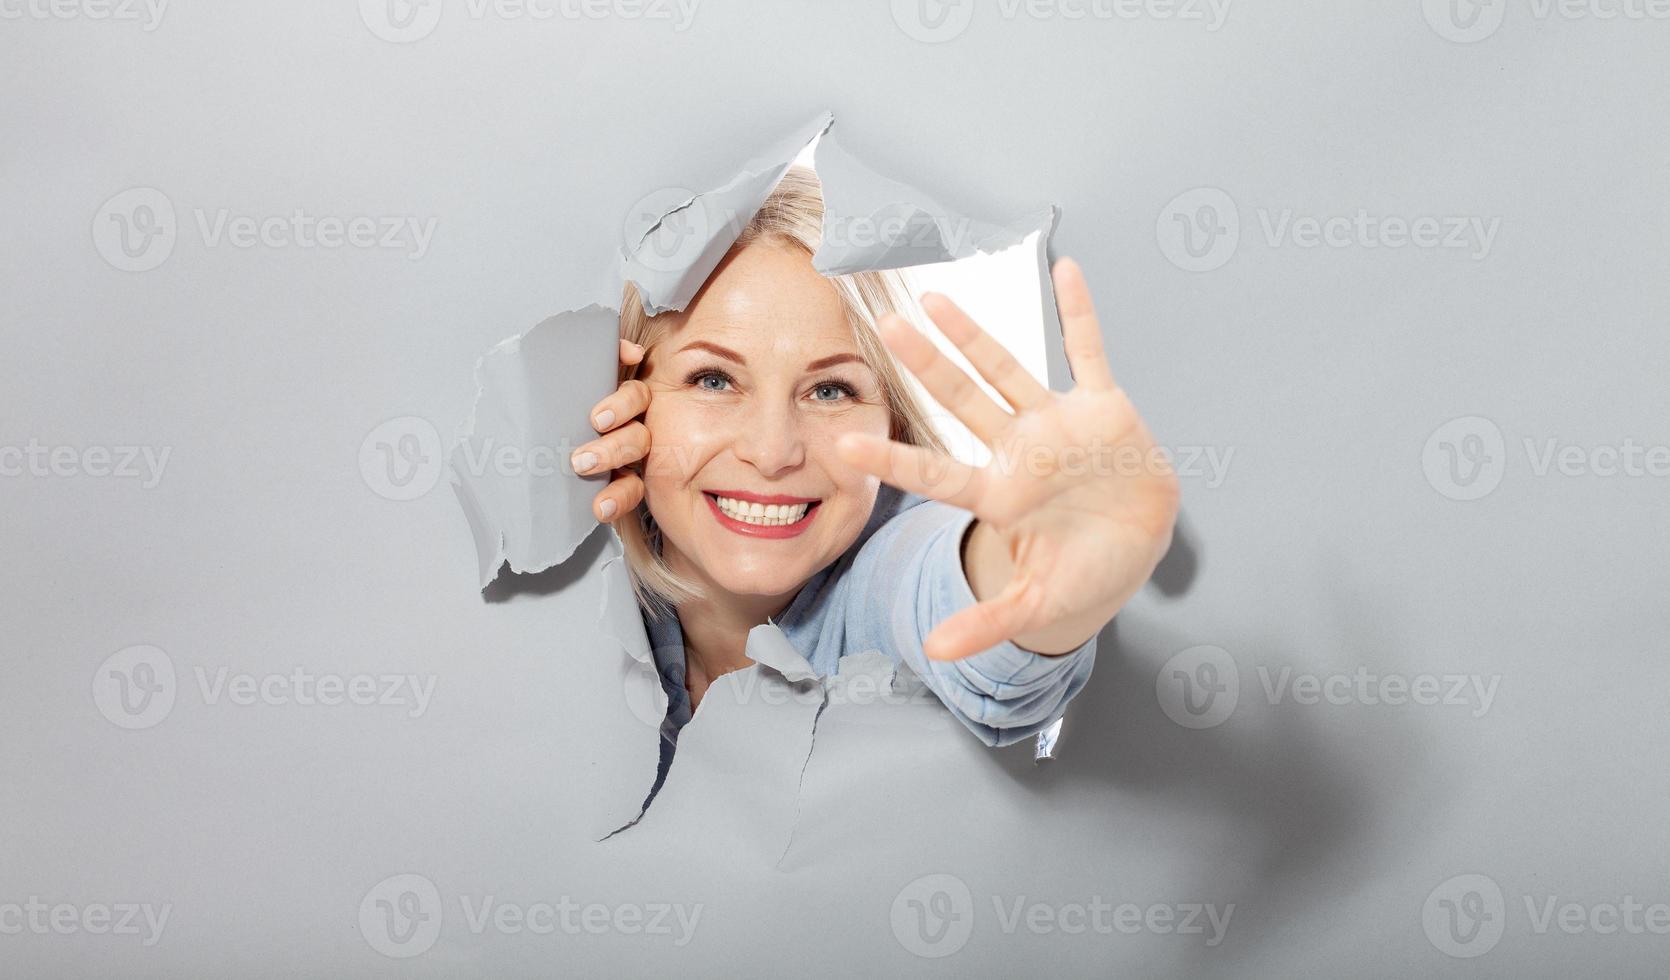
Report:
641,484,1097,791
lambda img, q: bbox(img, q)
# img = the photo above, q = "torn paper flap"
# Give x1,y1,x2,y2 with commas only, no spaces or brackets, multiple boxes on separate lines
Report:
620,110,833,316
449,305,619,588
626,662,824,863
745,623,818,683
811,127,1055,275
585,550,670,839
598,550,654,668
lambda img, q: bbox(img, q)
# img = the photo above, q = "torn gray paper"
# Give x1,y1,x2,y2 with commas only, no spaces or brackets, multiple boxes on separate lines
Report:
620,110,833,316
624,626,827,863
449,305,619,589
455,112,1076,834
811,126,1055,275
587,549,671,840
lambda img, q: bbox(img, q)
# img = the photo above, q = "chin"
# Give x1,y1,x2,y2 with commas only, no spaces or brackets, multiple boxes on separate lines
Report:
704,555,814,599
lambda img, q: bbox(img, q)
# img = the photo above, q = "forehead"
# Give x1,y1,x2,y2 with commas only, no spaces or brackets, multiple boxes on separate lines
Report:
666,243,858,358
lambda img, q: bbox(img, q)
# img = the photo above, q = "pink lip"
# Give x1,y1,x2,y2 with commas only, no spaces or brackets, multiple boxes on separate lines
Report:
704,493,819,540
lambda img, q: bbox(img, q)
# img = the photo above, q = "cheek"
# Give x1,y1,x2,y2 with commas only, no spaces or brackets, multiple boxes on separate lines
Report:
640,396,723,490
806,405,891,498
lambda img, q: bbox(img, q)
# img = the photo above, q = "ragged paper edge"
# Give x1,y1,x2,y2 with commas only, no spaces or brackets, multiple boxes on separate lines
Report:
451,111,1057,590
774,649,899,864
811,126,1056,276
448,304,618,590
594,548,669,840
452,112,1078,835
620,110,835,316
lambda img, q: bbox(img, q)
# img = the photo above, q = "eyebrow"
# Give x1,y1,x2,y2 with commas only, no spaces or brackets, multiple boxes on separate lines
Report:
674,340,865,374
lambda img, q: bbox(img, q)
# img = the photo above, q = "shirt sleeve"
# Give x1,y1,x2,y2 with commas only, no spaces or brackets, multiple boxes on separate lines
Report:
838,494,1098,748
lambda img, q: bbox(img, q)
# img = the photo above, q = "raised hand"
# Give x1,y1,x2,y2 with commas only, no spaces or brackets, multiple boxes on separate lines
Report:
576,339,652,523
835,257,1180,662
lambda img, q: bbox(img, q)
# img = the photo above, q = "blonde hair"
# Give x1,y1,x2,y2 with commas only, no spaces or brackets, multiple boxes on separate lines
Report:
616,165,946,615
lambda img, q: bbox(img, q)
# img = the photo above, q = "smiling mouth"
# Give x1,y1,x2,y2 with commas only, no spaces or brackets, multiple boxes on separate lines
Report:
701,491,823,542
704,493,820,528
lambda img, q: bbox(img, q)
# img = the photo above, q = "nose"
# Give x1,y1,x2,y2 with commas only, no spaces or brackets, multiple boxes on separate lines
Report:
729,397,805,478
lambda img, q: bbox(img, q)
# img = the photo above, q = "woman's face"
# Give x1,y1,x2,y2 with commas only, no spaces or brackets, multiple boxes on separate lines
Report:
639,242,892,603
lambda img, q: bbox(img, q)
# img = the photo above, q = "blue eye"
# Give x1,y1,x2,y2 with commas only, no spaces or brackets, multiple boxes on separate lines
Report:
689,370,733,392
811,382,855,402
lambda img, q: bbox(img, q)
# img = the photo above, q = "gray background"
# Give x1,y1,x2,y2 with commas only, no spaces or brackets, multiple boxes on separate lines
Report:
3,0,1668,976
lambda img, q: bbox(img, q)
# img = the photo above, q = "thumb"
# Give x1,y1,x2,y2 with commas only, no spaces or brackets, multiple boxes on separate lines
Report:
923,572,1041,661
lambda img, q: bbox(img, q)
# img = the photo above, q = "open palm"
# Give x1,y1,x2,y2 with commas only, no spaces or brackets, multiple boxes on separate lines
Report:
835,257,1180,662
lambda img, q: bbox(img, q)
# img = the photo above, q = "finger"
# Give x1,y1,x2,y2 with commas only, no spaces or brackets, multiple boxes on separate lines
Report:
835,432,985,511
572,421,649,476
619,338,646,366
877,314,1013,444
591,379,651,432
1050,257,1117,391
919,292,1052,412
594,471,644,522
922,572,1040,661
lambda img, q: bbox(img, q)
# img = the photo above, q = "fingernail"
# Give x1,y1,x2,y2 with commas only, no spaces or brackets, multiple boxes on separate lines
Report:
624,340,645,354
599,498,618,520
572,450,598,473
593,409,616,430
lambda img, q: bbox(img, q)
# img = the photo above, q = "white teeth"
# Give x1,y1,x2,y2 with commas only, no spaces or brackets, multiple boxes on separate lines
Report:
713,495,811,526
